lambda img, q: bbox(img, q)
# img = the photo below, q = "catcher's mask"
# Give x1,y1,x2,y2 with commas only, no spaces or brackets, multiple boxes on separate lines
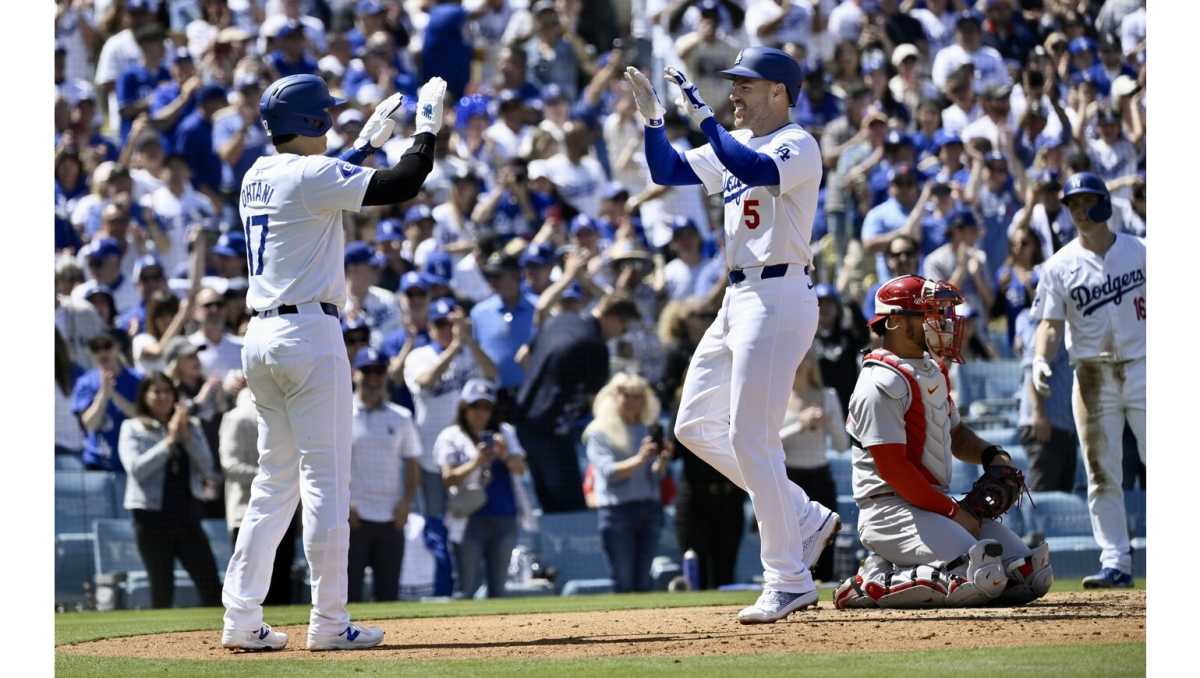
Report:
870,275,966,363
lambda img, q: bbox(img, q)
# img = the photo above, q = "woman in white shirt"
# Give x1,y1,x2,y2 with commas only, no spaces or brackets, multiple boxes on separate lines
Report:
434,379,532,598
780,350,848,582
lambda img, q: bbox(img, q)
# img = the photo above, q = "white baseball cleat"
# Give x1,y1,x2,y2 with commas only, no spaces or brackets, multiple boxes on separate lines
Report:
221,624,288,651
737,588,819,624
306,623,385,651
801,505,841,571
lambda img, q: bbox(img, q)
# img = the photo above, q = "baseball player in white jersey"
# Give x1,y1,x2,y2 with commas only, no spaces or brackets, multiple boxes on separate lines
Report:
626,47,838,624
834,275,1052,609
1031,172,1145,588
220,73,448,651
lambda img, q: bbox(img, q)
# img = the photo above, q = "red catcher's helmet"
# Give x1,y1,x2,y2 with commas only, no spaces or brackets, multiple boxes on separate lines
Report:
870,275,967,363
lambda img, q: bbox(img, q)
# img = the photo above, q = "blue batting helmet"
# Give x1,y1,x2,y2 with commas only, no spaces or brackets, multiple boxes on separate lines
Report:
1061,172,1112,222
259,74,346,138
719,47,804,106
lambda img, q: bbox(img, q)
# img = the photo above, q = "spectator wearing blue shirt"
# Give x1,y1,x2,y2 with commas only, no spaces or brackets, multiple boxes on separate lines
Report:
492,46,543,103
147,48,202,155
929,130,972,193
345,0,389,55
174,84,228,204
72,334,143,472
994,224,1043,350
967,150,1024,278
1014,307,1077,493
265,21,318,78
115,24,171,145
861,165,924,283
422,0,473,101
55,149,87,253
583,373,670,593
525,0,589,100
212,74,269,195
342,32,418,102
865,131,918,208
792,69,842,138
471,254,535,393
981,0,1038,63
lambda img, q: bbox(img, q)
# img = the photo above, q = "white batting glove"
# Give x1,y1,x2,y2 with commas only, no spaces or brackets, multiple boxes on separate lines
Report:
415,77,448,136
353,92,405,151
664,66,714,128
1032,356,1053,396
623,67,666,127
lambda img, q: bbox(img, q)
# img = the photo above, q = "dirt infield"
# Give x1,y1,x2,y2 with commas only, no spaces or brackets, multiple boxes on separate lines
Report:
62,591,1144,661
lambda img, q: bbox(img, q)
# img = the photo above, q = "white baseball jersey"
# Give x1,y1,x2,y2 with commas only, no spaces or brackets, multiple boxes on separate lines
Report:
238,154,377,311
684,123,822,269
1031,233,1146,364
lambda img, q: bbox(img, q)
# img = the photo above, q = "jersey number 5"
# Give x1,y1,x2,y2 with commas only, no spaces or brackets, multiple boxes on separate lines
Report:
1134,296,1145,320
244,215,269,276
742,199,761,230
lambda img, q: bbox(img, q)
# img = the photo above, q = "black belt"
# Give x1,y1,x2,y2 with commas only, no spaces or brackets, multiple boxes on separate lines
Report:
727,263,810,286
250,302,340,319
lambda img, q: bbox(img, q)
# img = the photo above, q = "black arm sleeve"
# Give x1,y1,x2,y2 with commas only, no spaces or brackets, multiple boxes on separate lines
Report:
361,132,437,207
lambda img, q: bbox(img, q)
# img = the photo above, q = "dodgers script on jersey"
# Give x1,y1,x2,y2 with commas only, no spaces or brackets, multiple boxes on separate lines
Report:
238,155,377,311
684,123,821,269
1031,233,1146,363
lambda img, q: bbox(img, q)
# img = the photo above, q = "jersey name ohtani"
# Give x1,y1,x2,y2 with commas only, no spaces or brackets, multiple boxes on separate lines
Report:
1070,268,1145,316
241,181,275,208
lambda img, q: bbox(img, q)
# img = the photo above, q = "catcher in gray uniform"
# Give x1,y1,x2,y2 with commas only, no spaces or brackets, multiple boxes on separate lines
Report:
834,275,1052,608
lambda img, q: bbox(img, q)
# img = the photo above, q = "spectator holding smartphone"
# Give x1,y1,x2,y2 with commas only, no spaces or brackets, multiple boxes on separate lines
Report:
435,379,530,598
584,373,671,593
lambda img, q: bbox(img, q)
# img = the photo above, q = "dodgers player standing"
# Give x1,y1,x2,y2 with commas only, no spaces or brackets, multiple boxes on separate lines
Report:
220,74,448,651
1031,172,1145,588
625,47,838,624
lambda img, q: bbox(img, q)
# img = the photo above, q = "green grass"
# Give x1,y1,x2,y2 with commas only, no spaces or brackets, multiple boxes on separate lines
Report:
54,643,1146,678
55,580,1146,647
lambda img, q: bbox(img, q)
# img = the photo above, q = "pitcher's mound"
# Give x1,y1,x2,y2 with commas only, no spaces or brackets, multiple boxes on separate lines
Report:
62,590,1144,661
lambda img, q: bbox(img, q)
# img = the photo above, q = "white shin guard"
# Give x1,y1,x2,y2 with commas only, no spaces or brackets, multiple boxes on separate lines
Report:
994,542,1054,605
943,540,1008,606
834,554,891,609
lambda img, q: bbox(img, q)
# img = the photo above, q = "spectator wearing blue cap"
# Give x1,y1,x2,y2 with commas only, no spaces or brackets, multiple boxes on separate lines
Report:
435,378,531,597
80,234,141,314
923,207,994,320
400,204,437,266
931,10,1008,95
863,130,917,208
422,250,459,301
74,333,143,472
115,24,172,145
927,130,971,194
345,0,390,56
1012,96,1073,169
471,253,536,391
421,0,473,100
663,217,708,302
146,48,201,154
342,31,418,104
265,21,319,78
174,83,228,206
344,241,400,346
375,218,413,292
348,347,423,602
405,297,497,517
74,281,122,348
965,150,1024,278
117,254,171,337
473,158,539,240
143,154,218,275
861,164,925,282
207,230,246,279
519,243,558,298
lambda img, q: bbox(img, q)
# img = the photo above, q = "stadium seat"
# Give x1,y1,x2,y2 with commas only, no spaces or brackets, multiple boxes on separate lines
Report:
55,471,120,536
201,519,234,577
535,511,608,592
54,455,85,471
55,533,96,608
827,452,853,495
92,519,202,609
835,495,859,534
1125,489,1147,538
957,360,1023,406
561,578,615,596
949,459,979,494
733,532,762,585
1023,492,1092,537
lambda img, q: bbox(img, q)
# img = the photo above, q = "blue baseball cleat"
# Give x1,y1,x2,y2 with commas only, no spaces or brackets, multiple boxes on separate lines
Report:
1081,567,1134,589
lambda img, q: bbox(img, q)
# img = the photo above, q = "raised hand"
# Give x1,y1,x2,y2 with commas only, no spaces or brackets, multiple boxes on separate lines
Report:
415,77,448,136
354,92,405,150
623,67,666,126
664,66,714,127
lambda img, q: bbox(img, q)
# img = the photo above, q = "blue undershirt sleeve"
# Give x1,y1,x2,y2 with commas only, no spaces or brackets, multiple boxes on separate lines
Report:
644,125,702,186
699,117,780,187
337,144,370,165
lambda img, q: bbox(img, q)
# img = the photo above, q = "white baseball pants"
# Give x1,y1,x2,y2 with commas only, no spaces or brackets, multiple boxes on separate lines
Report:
1073,356,1146,573
674,270,821,593
223,311,353,635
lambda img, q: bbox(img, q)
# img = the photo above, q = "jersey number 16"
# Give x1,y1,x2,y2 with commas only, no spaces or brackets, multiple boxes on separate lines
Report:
244,215,269,276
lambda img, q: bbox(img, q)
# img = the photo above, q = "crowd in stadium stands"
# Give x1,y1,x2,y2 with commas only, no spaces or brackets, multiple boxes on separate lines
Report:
54,0,1146,606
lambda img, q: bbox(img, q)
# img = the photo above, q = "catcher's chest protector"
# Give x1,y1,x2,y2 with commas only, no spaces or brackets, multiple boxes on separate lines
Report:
863,350,955,487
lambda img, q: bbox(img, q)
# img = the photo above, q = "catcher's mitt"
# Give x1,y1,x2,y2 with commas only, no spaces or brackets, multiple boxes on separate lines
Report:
959,465,1026,520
